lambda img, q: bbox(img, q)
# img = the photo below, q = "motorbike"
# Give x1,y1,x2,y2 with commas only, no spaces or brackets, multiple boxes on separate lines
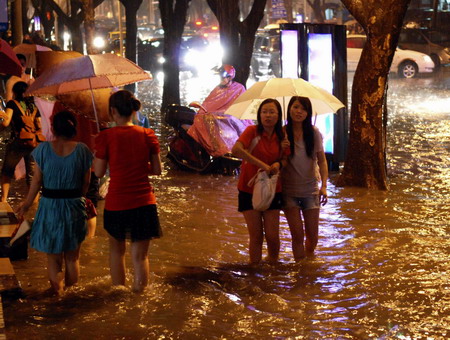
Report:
164,102,244,175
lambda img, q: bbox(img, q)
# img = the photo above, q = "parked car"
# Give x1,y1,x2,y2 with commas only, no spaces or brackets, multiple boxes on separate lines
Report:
347,34,435,78
398,28,450,69
251,32,281,80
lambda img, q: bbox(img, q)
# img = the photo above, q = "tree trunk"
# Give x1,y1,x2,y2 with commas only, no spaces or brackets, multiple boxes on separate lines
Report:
284,0,293,22
45,0,106,53
82,0,96,54
119,0,143,93
159,0,192,111
12,0,23,45
22,0,29,36
41,2,55,42
337,0,411,190
306,0,325,22
207,0,266,86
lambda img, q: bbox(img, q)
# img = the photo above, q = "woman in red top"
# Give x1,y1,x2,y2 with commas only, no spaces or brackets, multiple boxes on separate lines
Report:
94,90,162,292
232,98,285,264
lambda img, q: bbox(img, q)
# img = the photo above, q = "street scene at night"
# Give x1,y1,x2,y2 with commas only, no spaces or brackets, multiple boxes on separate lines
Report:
0,0,450,339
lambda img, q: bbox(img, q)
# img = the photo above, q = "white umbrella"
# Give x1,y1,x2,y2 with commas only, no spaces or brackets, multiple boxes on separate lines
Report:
26,54,151,131
224,78,345,120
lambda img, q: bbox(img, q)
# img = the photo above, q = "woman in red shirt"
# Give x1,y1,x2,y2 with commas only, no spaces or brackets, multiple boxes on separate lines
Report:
94,90,162,292
232,98,286,264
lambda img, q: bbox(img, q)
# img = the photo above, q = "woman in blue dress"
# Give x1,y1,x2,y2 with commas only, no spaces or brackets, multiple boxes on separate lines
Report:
18,110,93,295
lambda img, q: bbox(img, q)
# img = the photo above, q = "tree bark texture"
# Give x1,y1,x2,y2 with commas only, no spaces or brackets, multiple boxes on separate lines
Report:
12,0,23,46
119,0,143,93
207,0,266,86
159,0,191,110
284,0,293,22
119,0,142,64
338,0,411,190
82,0,96,54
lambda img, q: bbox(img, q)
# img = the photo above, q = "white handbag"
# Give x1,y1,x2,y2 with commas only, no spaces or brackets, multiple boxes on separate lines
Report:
248,170,279,211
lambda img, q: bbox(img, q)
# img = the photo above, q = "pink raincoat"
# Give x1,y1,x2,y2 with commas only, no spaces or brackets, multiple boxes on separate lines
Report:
187,81,253,157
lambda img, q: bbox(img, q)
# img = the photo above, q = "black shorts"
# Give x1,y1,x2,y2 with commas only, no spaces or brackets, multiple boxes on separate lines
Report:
238,190,283,212
103,204,162,241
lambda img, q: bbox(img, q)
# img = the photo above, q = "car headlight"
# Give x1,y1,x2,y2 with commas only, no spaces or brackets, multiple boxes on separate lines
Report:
184,50,199,65
93,36,105,49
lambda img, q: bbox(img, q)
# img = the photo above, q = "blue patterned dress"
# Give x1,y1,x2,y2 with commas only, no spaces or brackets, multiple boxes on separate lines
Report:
30,142,93,254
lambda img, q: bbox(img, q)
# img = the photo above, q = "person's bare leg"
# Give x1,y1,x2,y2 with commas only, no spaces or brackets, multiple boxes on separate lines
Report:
130,239,151,292
1,175,11,202
243,210,264,264
109,236,126,286
86,217,97,238
303,208,320,254
283,207,306,261
47,253,64,295
64,246,81,287
262,209,280,263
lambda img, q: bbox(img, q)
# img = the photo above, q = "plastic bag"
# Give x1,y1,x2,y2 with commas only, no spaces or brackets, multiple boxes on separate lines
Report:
249,170,279,211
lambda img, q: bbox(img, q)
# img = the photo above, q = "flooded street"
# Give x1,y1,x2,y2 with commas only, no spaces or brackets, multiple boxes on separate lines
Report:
2,71,450,339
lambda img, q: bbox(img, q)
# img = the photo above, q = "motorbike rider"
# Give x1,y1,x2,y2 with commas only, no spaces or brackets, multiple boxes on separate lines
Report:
187,64,252,157
196,64,245,114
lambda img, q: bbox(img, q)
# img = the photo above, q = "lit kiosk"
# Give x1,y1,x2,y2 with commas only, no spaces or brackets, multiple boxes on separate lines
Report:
279,23,348,170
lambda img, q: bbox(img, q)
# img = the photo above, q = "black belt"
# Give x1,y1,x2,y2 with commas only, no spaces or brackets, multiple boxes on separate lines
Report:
42,188,82,198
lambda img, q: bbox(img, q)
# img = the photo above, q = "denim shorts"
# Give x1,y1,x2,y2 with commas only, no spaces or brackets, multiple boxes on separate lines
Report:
282,194,320,211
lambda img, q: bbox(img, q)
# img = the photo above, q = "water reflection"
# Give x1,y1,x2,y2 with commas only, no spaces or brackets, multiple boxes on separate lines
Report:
3,72,450,338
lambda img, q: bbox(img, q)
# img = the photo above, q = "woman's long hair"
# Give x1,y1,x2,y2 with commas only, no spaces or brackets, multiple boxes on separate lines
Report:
286,96,314,158
256,98,284,142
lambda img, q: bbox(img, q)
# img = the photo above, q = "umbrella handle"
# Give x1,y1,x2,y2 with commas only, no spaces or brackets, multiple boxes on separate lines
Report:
88,79,100,133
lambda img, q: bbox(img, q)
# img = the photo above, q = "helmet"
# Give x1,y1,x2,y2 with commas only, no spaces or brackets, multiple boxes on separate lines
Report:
220,64,236,79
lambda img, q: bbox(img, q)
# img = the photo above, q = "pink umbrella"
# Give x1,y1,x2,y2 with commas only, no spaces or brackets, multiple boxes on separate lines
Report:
26,54,151,131
0,38,22,77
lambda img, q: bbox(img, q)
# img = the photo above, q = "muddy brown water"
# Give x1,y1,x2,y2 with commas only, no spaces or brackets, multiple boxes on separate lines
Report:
1,74,449,339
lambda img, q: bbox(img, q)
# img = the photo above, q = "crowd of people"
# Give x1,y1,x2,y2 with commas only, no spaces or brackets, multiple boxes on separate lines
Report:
0,60,328,295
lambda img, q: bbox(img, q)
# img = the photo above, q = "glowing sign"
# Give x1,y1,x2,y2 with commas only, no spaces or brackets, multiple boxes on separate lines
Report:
308,33,334,153
280,30,299,78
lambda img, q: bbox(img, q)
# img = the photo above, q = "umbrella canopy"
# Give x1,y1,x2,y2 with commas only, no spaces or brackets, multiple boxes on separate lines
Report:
26,54,151,131
35,50,83,78
0,38,22,77
224,78,345,120
32,50,110,122
13,43,52,68
56,88,112,123
26,54,151,96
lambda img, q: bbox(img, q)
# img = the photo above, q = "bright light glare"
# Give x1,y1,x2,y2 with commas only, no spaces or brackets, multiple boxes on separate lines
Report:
155,71,164,83
93,36,105,48
184,44,223,75
158,56,165,64
281,30,298,78
405,98,450,114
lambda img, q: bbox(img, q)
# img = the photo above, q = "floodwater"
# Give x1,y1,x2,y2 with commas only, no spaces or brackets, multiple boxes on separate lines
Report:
2,71,450,339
